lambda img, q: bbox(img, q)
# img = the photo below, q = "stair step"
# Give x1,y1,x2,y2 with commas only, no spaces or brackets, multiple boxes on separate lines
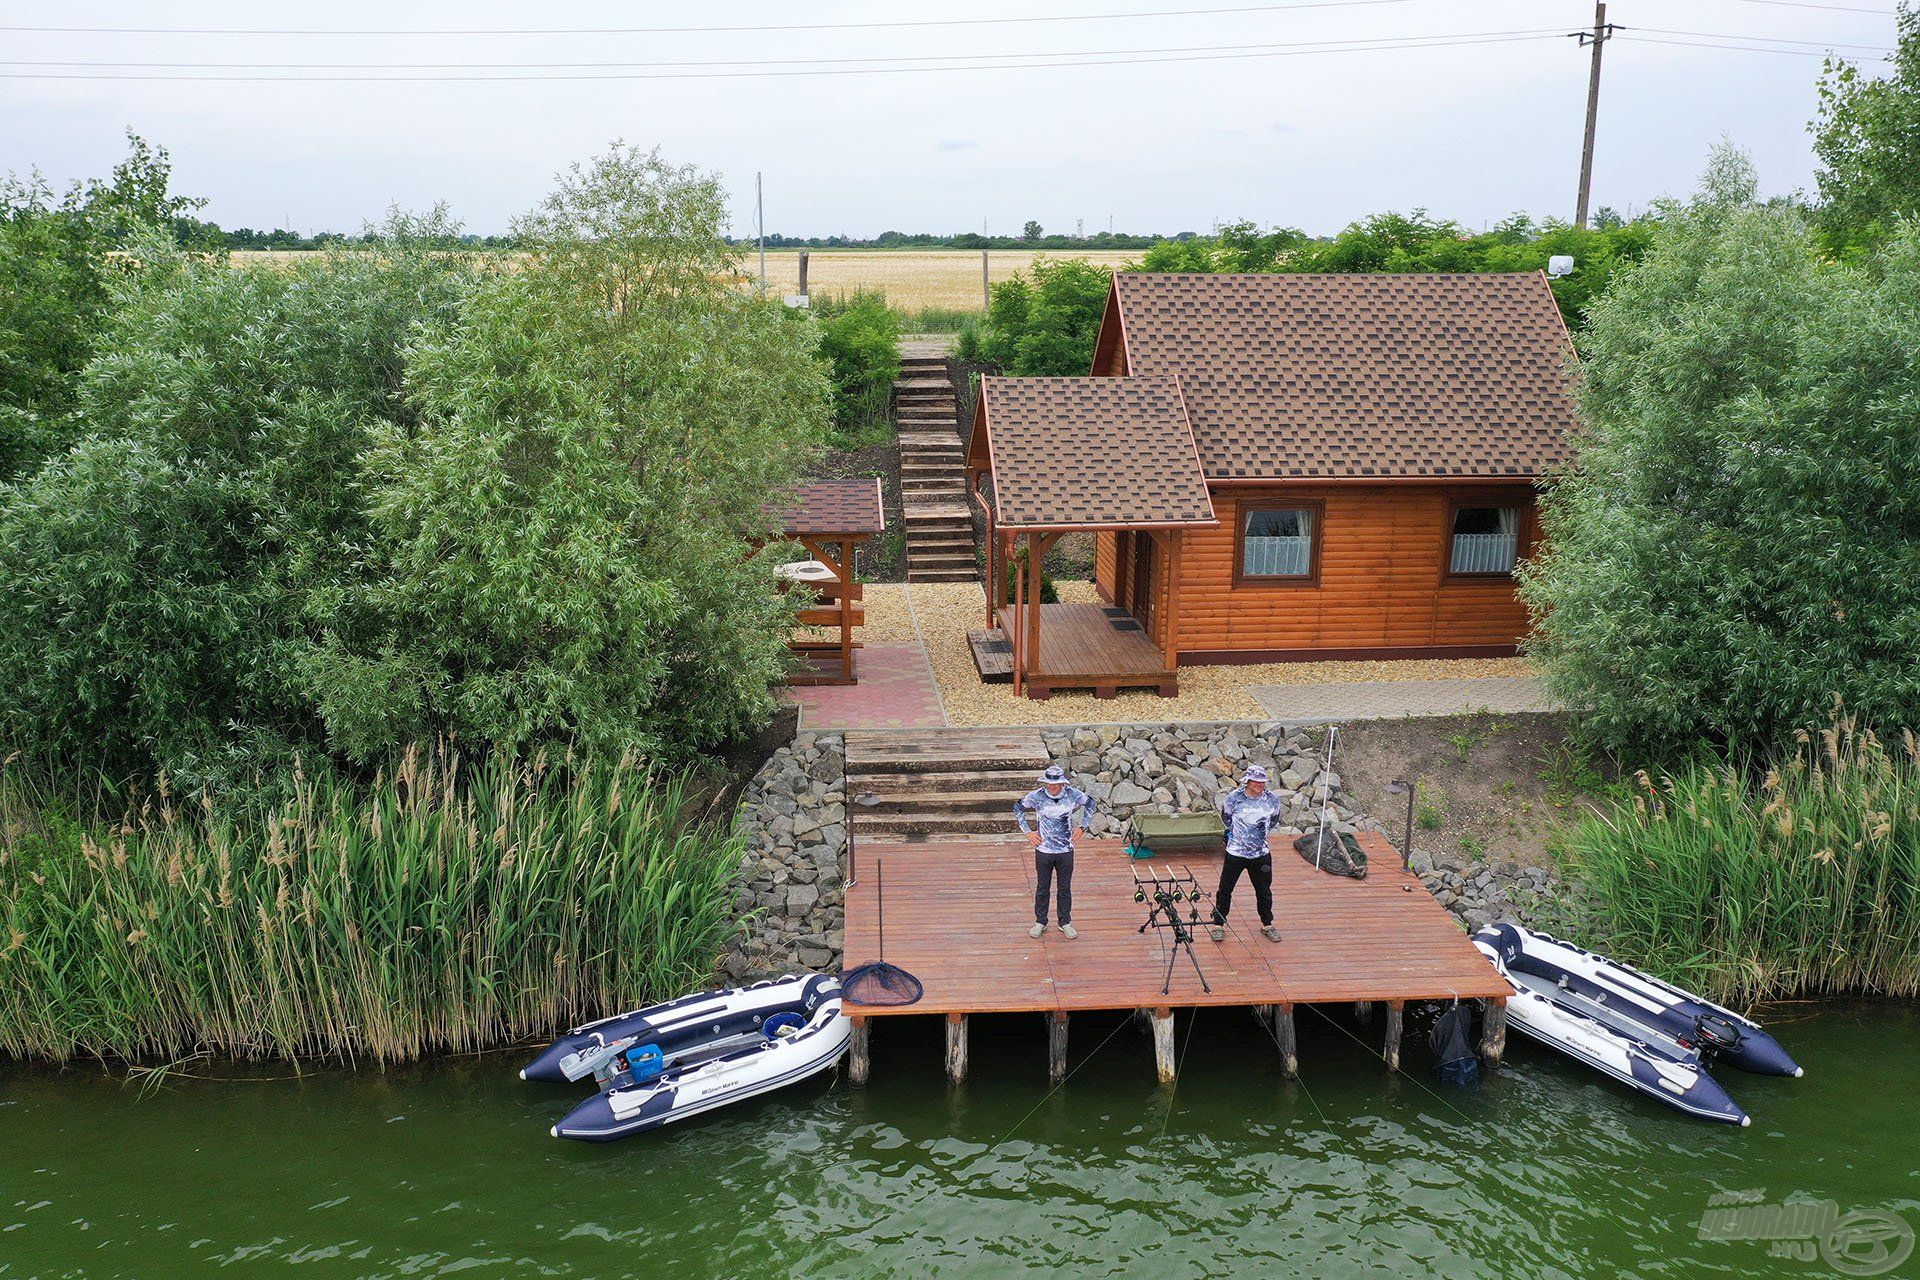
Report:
906,570,979,583
851,813,1024,837
852,766,1043,794
855,789,1032,815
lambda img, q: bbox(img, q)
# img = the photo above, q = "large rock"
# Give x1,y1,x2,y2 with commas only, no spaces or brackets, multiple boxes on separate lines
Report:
1111,780,1152,807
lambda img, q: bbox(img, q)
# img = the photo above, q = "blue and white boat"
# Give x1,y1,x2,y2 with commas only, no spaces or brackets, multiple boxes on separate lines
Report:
1474,924,1799,1125
523,973,848,1142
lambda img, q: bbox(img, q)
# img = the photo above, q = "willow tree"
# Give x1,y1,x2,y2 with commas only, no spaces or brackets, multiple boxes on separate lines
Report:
1520,148,1920,757
302,146,832,762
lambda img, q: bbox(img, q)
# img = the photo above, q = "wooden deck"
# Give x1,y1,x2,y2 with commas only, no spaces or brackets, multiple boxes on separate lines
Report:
841,828,1511,1083
845,830,1506,1014
993,602,1173,698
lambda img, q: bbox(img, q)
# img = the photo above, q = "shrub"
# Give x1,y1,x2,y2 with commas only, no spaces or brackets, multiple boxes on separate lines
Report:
1557,718,1920,1004
1520,147,1920,758
815,291,900,449
976,256,1113,375
0,748,745,1062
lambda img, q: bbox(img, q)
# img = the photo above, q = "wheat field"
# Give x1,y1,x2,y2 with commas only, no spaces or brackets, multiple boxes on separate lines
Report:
231,247,1142,312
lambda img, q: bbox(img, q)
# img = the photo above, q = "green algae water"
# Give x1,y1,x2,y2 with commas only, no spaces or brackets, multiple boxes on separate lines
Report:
4,1002,1915,1278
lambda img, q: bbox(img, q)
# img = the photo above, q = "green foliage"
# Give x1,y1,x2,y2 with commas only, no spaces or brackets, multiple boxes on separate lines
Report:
1812,3,1920,258
0,217,479,784
975,256,1113,375
1519,146,1920,758
1557,719,1920,1004
0,748,745,1062
302,146,829,765
814,291,901,449
0,131,209,482
1137,209,1652,334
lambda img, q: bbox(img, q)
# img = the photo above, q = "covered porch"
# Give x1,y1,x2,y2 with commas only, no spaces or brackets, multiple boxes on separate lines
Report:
967,375,1216,699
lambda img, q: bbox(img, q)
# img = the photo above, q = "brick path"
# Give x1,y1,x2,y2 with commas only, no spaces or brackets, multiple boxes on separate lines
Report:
786,642,948,730
1246,675,1555,723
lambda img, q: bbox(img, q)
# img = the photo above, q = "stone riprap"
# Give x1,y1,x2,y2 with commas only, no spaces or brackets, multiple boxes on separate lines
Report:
1039,721,1382,842
723,720,1571,981
724,732,847,980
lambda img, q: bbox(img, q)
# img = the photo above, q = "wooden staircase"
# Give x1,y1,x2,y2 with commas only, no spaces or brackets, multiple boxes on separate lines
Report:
895,343,976,583
845,727,1050,842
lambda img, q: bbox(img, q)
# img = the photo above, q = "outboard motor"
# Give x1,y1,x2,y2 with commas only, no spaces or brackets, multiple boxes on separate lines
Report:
1686,1013,1745,1056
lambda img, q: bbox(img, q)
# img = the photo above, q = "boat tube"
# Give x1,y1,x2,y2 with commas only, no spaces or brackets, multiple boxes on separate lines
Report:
1475,924,1801,1077
523,974,848,1142
1473,927,1754,1125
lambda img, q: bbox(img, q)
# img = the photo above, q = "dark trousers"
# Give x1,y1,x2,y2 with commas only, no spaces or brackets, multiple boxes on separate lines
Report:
1034,848,1074,925
1212,854,1274,927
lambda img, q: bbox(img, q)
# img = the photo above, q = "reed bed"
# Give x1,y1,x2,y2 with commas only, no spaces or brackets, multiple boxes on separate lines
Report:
0,745,745,1064
1559,719,1920,1005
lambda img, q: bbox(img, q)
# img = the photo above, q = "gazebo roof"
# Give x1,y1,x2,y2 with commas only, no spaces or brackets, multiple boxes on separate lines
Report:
973,375,1215,530
771,478,886,536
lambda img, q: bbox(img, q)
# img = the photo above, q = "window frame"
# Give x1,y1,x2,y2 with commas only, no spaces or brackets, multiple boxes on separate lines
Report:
1441,493,1534,582
1231,496,1326,589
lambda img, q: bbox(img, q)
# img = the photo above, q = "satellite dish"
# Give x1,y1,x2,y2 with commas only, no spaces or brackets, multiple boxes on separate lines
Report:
1547,255,1576,279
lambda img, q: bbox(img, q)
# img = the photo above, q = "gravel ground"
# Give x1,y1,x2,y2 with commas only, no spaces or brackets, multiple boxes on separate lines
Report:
792,582,922,647
908,580,1534,727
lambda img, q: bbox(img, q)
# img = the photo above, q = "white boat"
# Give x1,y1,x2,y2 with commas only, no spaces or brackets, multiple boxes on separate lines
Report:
1474,925,1772,1125
522,974,849,1142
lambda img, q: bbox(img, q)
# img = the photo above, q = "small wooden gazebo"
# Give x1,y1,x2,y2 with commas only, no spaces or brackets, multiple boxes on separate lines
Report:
966,376,1216,698
771,478,886,686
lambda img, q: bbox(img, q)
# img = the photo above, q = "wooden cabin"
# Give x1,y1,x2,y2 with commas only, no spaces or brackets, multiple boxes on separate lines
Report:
965,272,1578,698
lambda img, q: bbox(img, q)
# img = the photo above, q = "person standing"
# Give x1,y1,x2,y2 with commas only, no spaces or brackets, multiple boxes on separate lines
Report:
1014,764,1094,940
1211,764,1284,943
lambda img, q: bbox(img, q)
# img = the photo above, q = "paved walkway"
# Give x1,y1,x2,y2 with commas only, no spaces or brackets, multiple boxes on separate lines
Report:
785,642,947,730
1247,675,1555,723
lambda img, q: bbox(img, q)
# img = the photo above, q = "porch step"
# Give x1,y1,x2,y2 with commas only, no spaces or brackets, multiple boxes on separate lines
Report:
845,727,1049,773
852,812,1025,837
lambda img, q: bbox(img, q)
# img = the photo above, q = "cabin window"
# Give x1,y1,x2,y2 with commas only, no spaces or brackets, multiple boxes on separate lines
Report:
1239,505,1316,579
1449,505,1521,575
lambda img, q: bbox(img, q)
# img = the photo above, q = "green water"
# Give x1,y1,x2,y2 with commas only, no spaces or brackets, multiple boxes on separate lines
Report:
4,1002,1915,1279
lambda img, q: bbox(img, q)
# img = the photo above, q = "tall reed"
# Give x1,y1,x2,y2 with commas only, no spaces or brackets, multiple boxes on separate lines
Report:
1557,718,1920,1005
0,745,745,1064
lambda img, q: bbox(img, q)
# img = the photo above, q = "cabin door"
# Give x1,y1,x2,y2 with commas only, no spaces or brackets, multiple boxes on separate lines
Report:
1126,531,1157,636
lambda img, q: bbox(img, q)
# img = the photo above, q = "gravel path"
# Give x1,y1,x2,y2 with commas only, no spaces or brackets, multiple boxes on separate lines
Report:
906,580,1534,727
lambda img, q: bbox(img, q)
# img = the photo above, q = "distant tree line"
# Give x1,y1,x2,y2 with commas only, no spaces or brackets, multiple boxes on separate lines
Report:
746,228,1180,250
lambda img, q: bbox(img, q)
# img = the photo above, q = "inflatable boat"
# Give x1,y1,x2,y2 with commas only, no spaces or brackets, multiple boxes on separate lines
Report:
523,974,848,1142
1473,924,1799,1126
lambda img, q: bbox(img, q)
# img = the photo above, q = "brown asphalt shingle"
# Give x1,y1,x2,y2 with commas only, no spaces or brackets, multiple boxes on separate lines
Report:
772,478,886,535
1112,272,1579,479
979,374,1215,529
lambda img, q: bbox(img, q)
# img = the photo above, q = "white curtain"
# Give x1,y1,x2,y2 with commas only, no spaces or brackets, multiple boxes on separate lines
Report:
1451,507,1520,574
1244,508,1313,576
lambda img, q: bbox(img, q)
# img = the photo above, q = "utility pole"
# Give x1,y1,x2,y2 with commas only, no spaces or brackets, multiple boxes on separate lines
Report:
1573,2,1617,230
755,171,766,296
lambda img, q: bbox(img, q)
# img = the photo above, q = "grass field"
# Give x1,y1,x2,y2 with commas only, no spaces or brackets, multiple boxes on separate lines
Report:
230,247,1143,313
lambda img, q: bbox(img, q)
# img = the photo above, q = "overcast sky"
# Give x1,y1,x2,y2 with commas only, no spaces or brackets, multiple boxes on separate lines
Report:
1,1,1903,239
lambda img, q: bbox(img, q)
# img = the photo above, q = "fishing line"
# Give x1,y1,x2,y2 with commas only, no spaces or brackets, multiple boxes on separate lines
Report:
991,1012,1135,1148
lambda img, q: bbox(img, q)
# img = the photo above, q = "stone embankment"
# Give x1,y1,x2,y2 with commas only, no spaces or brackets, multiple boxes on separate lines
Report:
724,722,1568,979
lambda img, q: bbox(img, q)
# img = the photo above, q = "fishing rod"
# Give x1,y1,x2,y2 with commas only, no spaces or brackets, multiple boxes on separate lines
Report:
1132,863,1213,995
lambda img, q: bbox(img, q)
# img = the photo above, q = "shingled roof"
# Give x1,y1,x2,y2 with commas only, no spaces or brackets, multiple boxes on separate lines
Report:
976,375,1215,529
1105,272,1579,480
770,478,885,535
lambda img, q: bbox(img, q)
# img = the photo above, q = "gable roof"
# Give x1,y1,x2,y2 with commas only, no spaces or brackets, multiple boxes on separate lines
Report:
1108,272,1579,481
770,478,885,536
976,374,1215,530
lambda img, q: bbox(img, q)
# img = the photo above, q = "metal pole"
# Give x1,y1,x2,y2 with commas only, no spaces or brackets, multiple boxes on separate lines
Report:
1404,784,1416,872
756,171,766,296
1574,2,1612,230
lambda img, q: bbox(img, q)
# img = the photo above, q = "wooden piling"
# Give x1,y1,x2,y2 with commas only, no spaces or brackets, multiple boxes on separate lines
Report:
1480,997,1509,1065
1354,1000,1374,1023
848,1016,870,1086
1047,1012,1069,1085
1273,1004,1299,1078
1150,1007,1176,1085
1383,1001,1405,1072
945,1013,968,1085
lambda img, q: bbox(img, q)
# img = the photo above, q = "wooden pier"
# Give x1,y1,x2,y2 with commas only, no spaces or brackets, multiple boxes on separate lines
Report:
841,830,1510,1084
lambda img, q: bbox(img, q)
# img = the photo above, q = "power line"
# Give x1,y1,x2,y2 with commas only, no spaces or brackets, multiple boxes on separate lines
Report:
1635,26,1893,50
0,28,1572,71
1620,34,1889,57
0,0,1423,38
0,33,1575,82
1717,0,1899,14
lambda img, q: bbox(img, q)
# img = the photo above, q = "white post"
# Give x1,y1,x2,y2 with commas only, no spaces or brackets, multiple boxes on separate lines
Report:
756,171,766,297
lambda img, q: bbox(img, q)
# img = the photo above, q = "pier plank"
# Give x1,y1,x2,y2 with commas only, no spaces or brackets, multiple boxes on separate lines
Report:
842,831,1508,1019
